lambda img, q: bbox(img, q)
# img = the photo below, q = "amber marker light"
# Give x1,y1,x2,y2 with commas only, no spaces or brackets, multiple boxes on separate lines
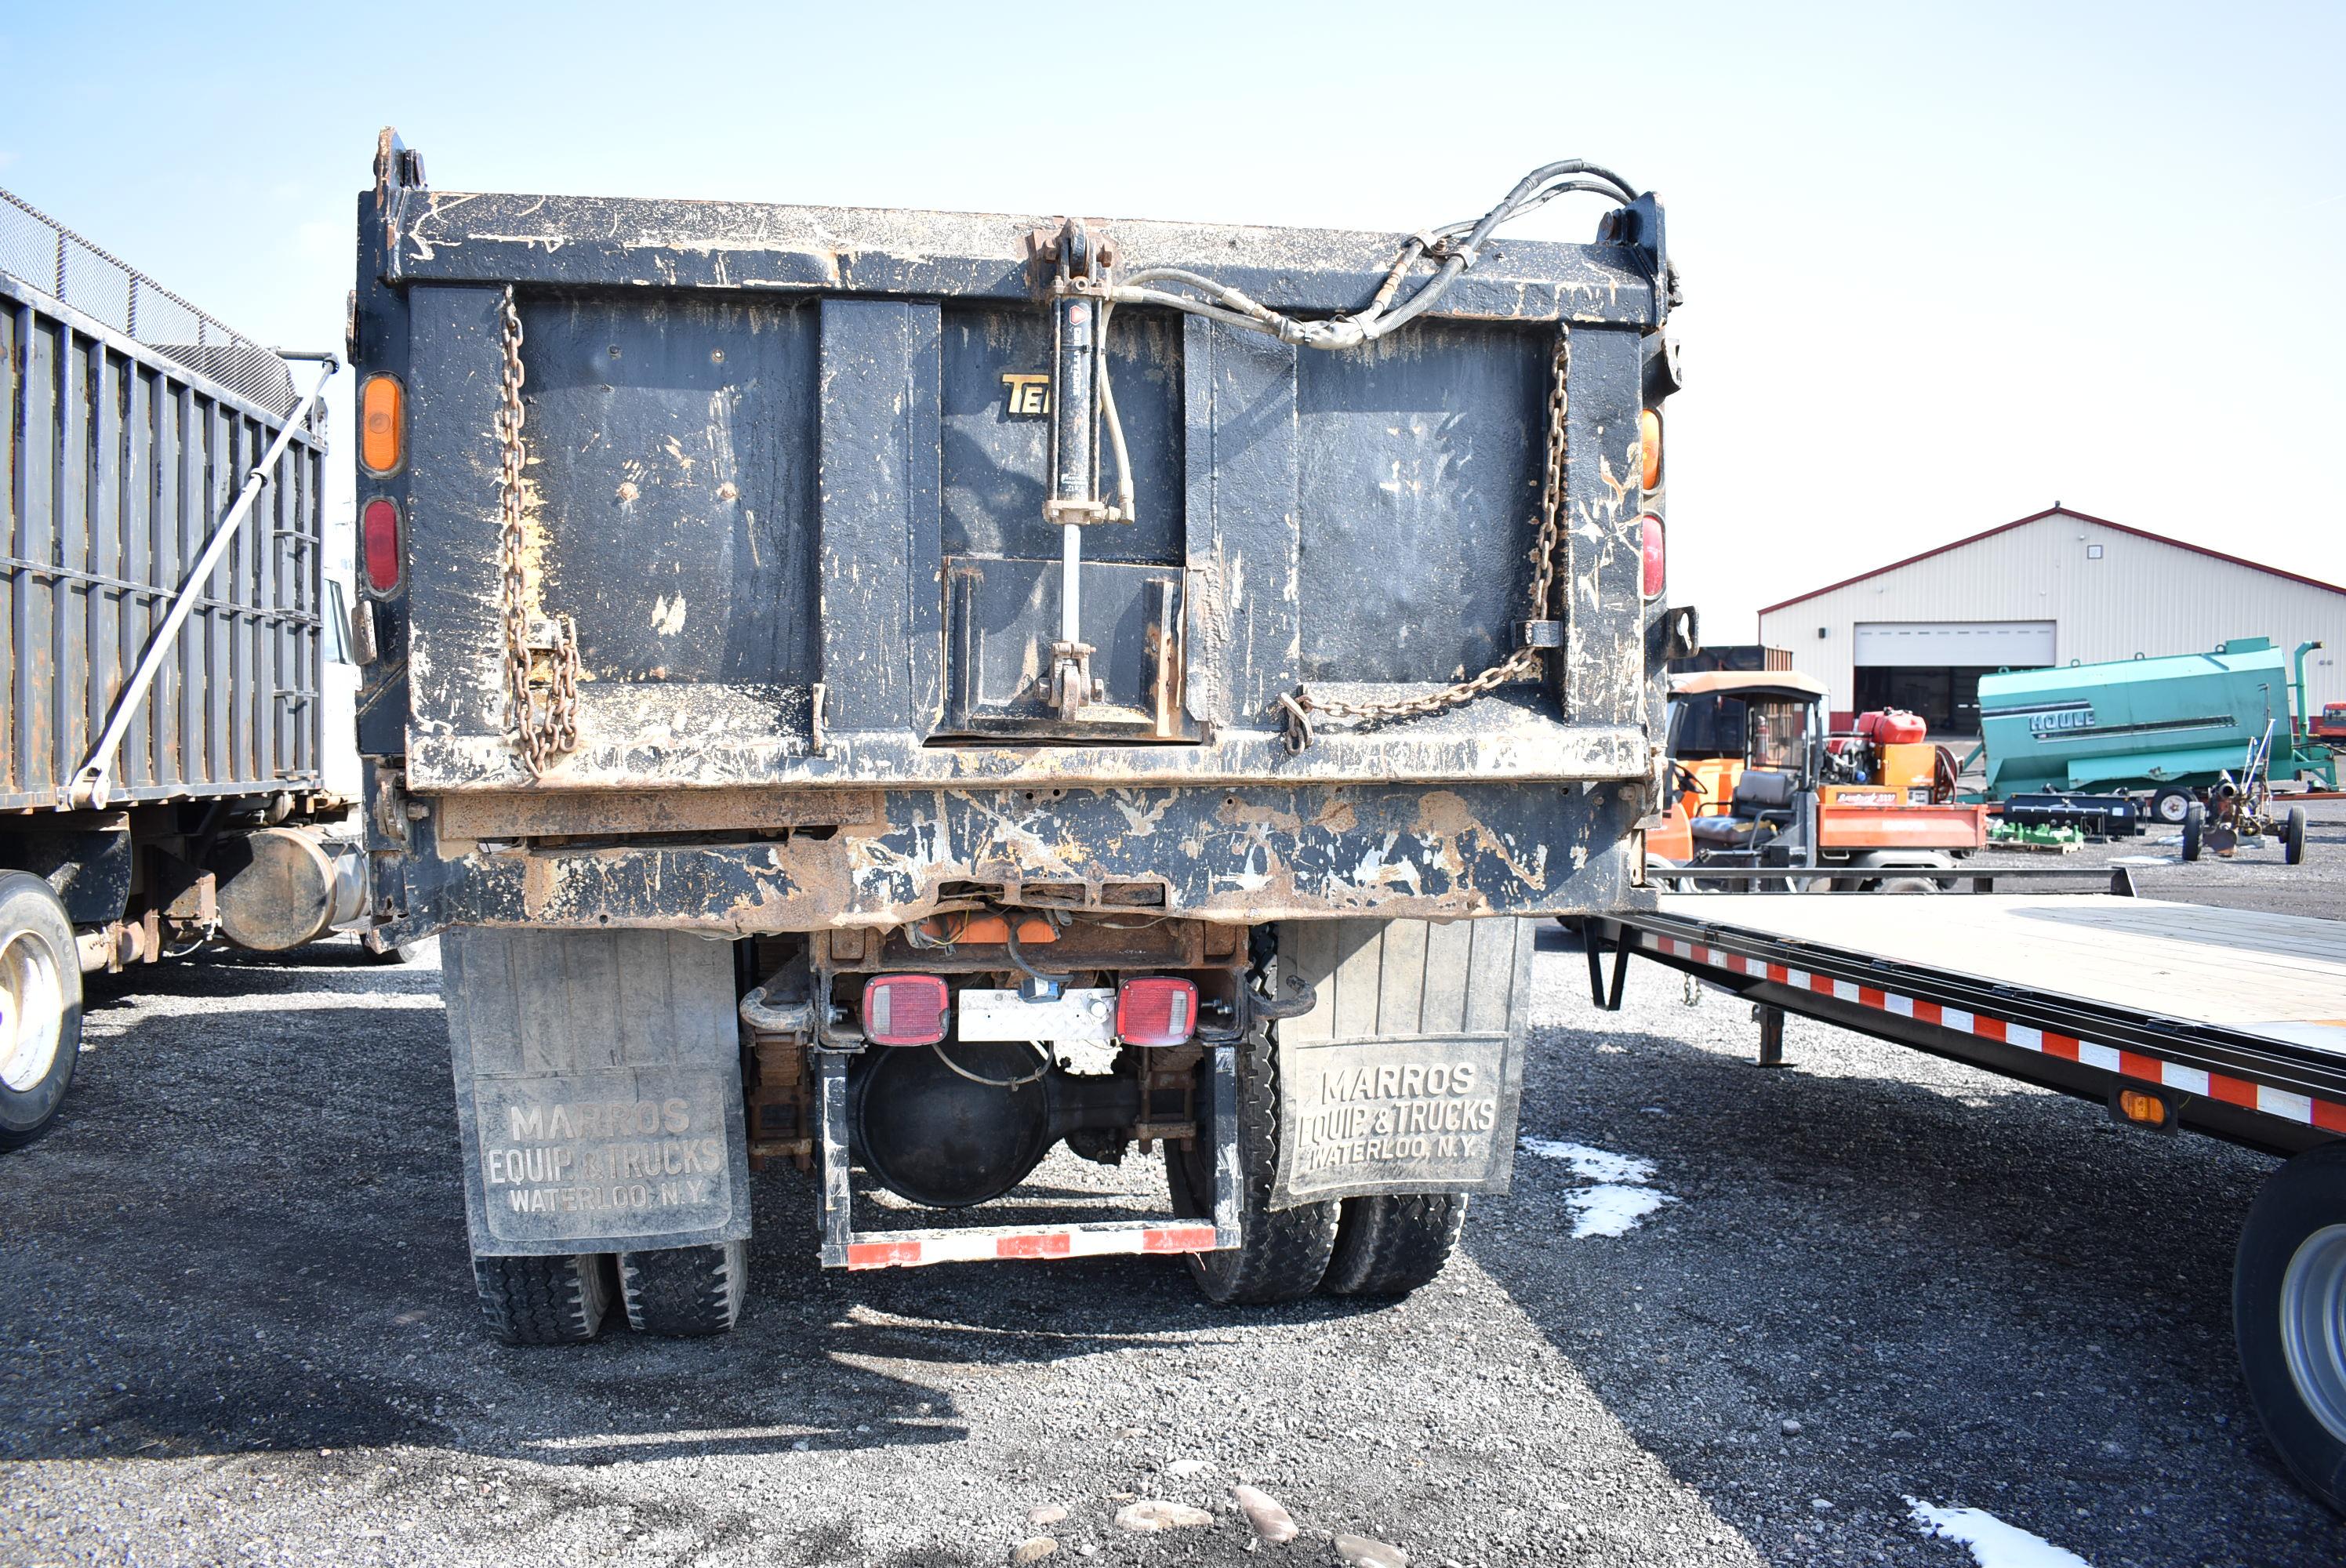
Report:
1640,408,1662,491
359,374,405,474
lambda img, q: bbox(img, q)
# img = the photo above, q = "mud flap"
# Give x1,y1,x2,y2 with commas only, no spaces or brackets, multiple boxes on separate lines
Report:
1269,917,1531,1209
444,927,751,1256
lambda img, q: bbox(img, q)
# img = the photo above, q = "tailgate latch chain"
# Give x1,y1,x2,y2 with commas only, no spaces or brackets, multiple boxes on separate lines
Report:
494,285,581,776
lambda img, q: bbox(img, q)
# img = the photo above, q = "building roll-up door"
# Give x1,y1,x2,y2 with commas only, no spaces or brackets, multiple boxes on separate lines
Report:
1853,621,2057,667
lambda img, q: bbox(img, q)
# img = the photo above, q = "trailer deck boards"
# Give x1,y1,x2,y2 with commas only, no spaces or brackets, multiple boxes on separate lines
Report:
1654,894,2346,1054
1594,893,2346,1154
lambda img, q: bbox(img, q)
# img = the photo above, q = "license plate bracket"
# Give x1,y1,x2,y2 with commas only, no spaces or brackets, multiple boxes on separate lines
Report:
957,986,1117,1042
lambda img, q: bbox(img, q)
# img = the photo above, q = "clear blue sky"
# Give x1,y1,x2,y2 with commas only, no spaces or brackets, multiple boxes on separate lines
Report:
4,2,2340,638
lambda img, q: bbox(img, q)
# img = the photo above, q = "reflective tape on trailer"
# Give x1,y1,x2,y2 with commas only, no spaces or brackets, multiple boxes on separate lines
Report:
843,1222,1221,1271
1639,933,2346,1134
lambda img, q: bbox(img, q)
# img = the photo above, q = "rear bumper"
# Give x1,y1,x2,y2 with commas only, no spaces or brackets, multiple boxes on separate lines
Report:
384,779,1648,937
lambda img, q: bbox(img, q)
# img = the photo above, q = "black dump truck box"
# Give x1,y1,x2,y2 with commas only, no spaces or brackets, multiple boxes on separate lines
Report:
350,130,1687,1339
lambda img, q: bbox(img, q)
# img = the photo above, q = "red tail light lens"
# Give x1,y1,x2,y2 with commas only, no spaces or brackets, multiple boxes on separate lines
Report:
361,498,401,594
862,975,949,1047
1640,514,1666,599
1116,977,1197,1047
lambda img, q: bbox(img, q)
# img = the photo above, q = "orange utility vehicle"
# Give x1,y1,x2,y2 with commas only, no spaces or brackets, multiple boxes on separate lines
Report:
1648,670,1985,888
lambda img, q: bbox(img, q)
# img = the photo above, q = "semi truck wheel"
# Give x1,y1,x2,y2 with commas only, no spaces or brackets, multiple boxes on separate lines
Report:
618,1240,747,1337
2235,1142,2346,1514
2286,806,2308,866
2182,803,2206,863
1323,1193,1469,1297
471,1253,615,1345
1167,1029,1337,1305
2151,786,2195,827
0,872,82,1150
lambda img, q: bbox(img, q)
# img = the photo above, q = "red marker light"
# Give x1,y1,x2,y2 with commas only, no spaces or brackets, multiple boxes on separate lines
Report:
1640,514,1666,599
1117,977,1197,1047
862,975,949,1047
361,498,401,594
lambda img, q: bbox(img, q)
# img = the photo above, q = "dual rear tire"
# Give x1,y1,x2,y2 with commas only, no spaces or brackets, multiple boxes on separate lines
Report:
1166,1029,1465,1305
473,1240,747,1345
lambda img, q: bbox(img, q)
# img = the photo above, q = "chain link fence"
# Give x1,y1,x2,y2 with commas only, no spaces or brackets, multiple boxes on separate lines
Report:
0,185,298,418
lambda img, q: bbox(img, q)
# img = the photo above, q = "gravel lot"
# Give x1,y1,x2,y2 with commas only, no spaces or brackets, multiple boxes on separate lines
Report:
4,804,2343,1566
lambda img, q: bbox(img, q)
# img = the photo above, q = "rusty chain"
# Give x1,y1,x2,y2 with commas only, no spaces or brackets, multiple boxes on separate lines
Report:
1284,325,1569,746
495,286,580,775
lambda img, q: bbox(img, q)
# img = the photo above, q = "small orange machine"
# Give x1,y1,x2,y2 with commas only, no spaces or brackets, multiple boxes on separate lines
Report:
1648,672,1985,881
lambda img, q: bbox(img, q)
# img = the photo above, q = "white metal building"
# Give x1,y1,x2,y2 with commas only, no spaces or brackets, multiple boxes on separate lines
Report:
1757,506,2346,735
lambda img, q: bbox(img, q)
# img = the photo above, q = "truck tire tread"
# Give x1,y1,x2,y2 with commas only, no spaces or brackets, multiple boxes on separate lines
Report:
2235,1142,2346,1515
0,870,82,1150
1324,1192,1469,1297
472,1253,613,1345
618,1240,747,1337
1169,1030,1337,1305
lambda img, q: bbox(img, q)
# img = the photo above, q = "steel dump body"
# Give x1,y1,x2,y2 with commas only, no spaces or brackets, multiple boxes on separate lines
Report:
2,273,327,811
359,171,1676,935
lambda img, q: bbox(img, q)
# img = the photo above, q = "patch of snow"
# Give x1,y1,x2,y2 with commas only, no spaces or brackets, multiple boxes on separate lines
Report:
1517,1139,1654,1185
1905,1498,2092,1568
1568,1184,1676,1238
1519,1139,1676,1238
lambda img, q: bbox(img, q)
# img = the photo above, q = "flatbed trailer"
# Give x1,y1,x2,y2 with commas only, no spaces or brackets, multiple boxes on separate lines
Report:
1585,891,2346,1513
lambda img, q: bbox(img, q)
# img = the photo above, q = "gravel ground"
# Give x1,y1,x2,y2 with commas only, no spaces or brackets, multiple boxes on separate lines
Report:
3,805,2343,1567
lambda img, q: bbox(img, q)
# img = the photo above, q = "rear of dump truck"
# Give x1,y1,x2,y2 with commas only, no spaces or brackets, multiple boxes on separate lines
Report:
350,129,1691,1341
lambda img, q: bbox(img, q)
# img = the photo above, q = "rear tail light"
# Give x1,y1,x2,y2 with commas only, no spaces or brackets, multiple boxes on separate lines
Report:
359,373,405,475
361,499,401,594
1116,977,1197,1047
1640,514,1666,599
862,975,949,1047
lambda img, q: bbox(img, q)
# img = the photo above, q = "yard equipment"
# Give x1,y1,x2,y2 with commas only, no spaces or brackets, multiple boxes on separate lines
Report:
1646,671,1984,887
1974,639,2337,836
352,129,1688,1340
2182,722,2311,865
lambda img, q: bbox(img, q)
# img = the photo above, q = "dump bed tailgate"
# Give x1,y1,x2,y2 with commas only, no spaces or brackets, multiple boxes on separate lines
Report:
376,190,1668,794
